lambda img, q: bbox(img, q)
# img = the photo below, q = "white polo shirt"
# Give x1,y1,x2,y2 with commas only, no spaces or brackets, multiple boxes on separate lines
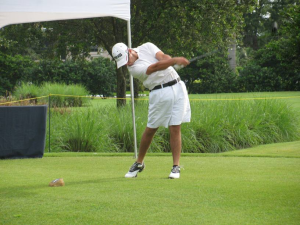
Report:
128,42,179,90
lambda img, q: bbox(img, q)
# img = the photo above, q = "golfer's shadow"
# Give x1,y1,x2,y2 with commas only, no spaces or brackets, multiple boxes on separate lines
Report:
0,177,126,199
65,177,127,186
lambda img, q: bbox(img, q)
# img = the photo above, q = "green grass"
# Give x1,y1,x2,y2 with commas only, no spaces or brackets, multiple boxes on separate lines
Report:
47,92,300,153
89,91,300,119
1,92,300,224
188,91,300,112
13,82,40,100
220,141,300,158
13,82,91,107
1,147,300,224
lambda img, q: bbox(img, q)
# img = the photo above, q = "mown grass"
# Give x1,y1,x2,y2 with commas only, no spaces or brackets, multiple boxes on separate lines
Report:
44,140,300,158
90,91,300,108
220,141,300,158
1,148,299,225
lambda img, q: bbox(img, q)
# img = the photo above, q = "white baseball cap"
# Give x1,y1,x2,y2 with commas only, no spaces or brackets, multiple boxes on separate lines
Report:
112,43,128,68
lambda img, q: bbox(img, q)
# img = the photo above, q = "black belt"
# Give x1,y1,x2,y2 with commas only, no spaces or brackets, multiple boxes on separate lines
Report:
150,78,181,92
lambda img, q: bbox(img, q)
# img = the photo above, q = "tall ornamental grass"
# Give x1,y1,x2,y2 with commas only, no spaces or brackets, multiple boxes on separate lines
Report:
40,82,91,107
182,99,299,153
52,107,119,152
48,102,148,152
13,82,40,102
13,82,91,107
46,98,300,153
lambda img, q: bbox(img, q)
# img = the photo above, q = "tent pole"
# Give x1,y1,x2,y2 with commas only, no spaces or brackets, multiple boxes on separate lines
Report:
127,20,138,159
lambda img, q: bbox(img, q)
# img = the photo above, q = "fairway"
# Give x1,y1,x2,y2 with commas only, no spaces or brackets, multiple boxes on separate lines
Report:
1,152,299,224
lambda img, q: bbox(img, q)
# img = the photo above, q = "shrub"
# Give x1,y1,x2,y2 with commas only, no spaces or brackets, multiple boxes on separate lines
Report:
179,51,238,94
83,57,116,97
0,52,32,96
18,58,116,97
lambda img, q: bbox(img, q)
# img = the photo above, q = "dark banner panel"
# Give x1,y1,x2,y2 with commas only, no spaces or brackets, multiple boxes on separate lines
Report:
0,105,47,159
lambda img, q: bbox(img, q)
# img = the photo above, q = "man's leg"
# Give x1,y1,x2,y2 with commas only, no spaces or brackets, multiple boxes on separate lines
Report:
137,127,158,163
169,125,181,166
168,125,182,179
125,127,158,178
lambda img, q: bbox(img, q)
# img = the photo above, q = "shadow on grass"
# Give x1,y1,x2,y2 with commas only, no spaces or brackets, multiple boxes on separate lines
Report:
0,177,128,198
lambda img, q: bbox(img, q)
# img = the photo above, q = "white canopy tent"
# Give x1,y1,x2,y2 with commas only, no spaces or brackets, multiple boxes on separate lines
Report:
0,0,138,157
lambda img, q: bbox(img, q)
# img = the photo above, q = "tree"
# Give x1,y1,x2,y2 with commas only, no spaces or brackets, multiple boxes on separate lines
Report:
1,0,256,100
238,4,300,91
242,0,298,50
83,57,116,96
178,49,237,94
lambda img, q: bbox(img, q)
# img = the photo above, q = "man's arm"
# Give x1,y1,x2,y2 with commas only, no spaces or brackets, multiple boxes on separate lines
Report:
146,51,189,75
155,51,172,61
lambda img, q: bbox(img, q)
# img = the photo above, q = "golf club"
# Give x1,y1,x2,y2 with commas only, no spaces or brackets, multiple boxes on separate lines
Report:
173,49,219,71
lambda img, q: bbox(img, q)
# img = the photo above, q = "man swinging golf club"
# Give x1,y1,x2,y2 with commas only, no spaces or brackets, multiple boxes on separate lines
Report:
112,42,191,179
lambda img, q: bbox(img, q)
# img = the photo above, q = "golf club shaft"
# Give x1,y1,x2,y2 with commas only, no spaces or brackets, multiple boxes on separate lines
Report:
189,49,219,63
173,49,219,71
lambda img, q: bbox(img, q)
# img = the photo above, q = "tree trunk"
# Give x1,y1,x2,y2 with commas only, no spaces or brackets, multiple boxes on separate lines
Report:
116,67,127,107
228,42,236,72
228,35,236,72
253,34,259,50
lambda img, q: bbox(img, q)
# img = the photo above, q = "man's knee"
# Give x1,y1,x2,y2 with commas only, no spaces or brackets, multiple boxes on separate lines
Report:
145,127,158,136
169,125,181,133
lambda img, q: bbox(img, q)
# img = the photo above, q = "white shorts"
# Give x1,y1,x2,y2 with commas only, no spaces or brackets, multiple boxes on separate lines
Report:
147,81,191,128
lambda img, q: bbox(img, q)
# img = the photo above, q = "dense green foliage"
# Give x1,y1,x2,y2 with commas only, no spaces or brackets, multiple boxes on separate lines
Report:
179,50,238,94
0,0,255,101
0,52,32,96
1,56,116,97
238,4,300,91
1,1,253,59
243,0,297,50
0,1,298,96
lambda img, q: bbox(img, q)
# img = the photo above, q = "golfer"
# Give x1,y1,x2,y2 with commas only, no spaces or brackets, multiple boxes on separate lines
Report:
112,42,191,179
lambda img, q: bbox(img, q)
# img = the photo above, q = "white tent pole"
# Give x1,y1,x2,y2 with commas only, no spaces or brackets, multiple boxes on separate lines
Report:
127,20,138,159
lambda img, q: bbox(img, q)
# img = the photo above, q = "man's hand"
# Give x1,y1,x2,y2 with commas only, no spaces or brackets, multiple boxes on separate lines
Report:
173,57,190,71
173,57,190,67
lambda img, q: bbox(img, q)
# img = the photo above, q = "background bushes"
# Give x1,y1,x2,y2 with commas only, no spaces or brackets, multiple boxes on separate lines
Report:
179,53,238,94
238,39,300,92
0,55,116,97
0,52,32,96
1,45,298,97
